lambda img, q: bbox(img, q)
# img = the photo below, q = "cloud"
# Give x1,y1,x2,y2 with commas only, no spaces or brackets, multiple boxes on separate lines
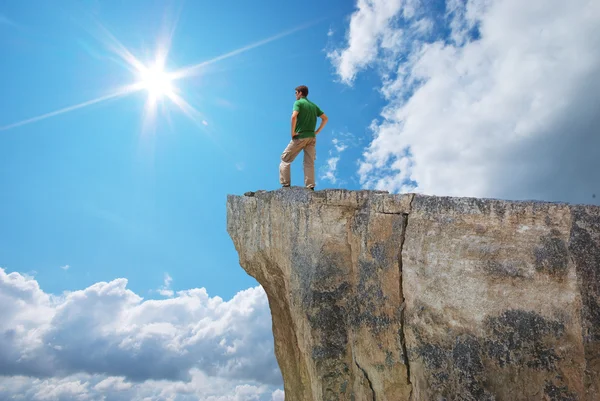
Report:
0,372,285,401
0,268,282,399
327,0,404,84
320,135,352,185
333,0,600,205
60,265,70,271
94,376,132,392
202,120,209,126
332,138,348,153
322,157,340,184
158,273,174,297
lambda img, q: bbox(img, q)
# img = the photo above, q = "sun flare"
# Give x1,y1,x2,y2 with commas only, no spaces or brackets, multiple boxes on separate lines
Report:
0,18,318,133
138,65,174,99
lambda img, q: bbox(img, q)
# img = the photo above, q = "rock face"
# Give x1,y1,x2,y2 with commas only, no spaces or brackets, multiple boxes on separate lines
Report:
227,188,600,401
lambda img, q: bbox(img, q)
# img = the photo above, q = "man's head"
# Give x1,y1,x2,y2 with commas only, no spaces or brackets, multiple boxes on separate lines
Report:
295,85,308,100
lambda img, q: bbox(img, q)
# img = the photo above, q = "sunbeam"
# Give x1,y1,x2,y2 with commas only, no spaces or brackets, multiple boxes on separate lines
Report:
0,16,320,133
169,19,323,81
167,92,206,129
0,85,140,132
95,22,147,74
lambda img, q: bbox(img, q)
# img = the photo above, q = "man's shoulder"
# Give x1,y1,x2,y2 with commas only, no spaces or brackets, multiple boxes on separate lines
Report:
294,98,322,110
301,98,320,108
307,99,322,113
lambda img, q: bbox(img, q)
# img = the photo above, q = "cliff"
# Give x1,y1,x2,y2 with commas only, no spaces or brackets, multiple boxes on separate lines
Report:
226,188,600,401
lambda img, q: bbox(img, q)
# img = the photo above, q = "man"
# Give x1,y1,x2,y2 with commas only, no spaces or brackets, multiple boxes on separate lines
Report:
279,85,328,190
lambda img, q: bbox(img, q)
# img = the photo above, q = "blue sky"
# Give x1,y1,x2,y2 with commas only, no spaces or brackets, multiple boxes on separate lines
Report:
1,0,599,399
0,0,384,301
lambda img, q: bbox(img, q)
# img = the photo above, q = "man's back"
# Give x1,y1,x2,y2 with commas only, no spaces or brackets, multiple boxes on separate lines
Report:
293,98,323,139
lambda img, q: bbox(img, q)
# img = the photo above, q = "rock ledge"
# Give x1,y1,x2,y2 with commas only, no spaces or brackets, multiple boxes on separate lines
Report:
227,188,600,401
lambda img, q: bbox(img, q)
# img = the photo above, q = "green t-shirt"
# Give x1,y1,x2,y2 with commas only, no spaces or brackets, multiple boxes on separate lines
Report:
293,98,324,139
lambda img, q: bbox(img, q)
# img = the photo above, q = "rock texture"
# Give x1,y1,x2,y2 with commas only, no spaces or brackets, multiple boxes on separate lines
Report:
227,188,600,401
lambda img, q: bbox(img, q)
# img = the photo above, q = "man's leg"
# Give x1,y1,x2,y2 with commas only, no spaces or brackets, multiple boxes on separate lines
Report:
303,138,317,189
279,139,305,186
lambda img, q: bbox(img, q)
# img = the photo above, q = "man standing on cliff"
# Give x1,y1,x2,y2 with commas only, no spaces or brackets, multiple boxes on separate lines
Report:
279,85,328,190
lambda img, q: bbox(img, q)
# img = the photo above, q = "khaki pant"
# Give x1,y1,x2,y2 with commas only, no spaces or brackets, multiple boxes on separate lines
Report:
279,137,316,188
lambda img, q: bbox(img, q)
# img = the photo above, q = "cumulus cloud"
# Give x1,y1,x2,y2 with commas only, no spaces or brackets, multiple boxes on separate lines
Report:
60,265,70,271
0,268,282,400
271,389,285,401
0,372,285,401
327,0,404,84
333,0,600,205
94,376,132,392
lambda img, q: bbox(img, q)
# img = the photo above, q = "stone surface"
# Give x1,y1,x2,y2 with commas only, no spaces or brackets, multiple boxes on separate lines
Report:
227,188,600,400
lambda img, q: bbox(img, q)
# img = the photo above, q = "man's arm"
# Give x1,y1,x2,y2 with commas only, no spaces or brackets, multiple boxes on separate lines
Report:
315,113,328,135
291,110,299,138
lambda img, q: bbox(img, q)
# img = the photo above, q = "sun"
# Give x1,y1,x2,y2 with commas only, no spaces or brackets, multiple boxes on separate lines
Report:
0,19,318,133
138,64,174,99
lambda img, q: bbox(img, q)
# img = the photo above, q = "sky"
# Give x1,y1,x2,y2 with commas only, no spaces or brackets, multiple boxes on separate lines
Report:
0,0,599,400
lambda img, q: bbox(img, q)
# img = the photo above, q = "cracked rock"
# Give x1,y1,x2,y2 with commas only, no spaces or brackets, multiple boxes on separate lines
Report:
227,189,600,400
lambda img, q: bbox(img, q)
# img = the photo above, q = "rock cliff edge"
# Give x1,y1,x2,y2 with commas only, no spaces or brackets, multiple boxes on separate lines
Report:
227,188,600,401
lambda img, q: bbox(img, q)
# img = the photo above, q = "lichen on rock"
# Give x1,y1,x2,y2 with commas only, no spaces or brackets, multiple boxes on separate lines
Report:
227,188,600,400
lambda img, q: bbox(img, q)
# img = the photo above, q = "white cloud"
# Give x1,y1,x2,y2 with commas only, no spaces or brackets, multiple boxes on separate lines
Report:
411,18,434,36
0,371,284,401
60,265,70,271
322,157,340,184
202,120,209,126
332,138,348,153
94,376,132,392
158,273,174,297
271,389,285,401
320,135,352,185
0,268,282,400
32,379,89,401
327,0,404,84
333,0,600,205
